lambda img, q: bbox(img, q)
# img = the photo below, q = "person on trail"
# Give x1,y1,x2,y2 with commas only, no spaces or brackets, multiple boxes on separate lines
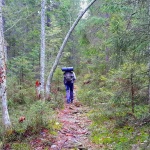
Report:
63,70,76,104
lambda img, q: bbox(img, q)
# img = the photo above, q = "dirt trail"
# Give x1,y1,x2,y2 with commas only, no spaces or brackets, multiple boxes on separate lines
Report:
30,88,101,150
50,104,91,149
50,89,100,150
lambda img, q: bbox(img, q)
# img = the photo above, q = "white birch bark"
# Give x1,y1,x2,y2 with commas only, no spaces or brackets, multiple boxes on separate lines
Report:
45,0,97,99
0,0,11,131
4,40,7,62
40,0,46,100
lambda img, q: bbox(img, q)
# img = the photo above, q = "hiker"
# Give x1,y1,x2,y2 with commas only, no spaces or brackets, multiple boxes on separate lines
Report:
62,67,76,104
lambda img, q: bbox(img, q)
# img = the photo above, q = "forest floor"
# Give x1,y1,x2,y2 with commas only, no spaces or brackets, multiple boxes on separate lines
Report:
30,88,102,150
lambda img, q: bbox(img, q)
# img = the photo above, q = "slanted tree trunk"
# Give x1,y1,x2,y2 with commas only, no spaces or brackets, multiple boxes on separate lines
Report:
40,0,46,100
0,0,12,133
45,0,97,99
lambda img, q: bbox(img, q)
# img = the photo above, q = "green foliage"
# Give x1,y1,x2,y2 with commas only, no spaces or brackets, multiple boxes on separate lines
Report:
7,76,35,104
1,0,150,149
2,101,55,143
27,101,55,130
46,120,62,135
77,50,149,149
8,56,35,80
50,68,64,109
89,105,149,149
11,143,30,150
109,14,125,33
86,16,106,26
53,68,63,83
134,105,149,119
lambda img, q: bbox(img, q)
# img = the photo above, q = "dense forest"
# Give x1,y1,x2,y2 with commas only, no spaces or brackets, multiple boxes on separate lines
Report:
0,0,150,149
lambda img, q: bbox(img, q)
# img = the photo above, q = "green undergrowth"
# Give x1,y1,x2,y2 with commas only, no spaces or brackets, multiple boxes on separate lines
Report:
88,104,149,150
0,68,65,149
76,64,150,149
0,96,64,149
11,143,31,150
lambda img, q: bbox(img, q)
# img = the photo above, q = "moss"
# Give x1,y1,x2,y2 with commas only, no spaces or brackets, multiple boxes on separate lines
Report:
11,143,31,150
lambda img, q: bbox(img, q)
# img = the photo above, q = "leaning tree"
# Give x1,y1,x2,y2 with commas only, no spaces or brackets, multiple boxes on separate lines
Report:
45,0,97,99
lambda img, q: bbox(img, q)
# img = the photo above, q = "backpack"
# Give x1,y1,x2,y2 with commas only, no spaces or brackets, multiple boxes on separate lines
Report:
64,72,73,82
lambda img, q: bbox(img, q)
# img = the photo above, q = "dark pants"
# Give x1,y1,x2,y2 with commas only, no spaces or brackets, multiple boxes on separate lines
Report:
65,82,74,103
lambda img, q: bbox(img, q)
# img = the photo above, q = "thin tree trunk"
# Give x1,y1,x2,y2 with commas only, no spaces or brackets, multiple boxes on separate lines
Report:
0,0,12,132
104,13,110,73
105,47,109,73
40,0,46,100
147,0,150,112
130,73,134,113
148,62,150,112
45,0,97,99
47,7,51,27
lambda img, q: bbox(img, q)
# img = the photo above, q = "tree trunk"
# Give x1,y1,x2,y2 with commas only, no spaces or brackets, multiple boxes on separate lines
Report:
147,3,150,110
130,73,134,113
0,0,12,133
47,6,51,27
45,0,97,99
40,0,46,100
148,62,150,112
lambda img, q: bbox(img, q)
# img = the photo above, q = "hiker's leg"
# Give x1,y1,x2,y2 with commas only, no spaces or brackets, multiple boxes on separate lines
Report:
70,83,74,103
65,84,70,103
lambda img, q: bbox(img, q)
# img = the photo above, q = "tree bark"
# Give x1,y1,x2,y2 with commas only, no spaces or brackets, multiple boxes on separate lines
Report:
148,62,150,112
45,0,97,99
0,0,12,132
130,73,134,113
40,0,46,100
148,0,150,112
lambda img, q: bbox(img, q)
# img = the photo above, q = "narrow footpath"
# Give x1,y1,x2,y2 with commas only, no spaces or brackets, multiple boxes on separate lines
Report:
30,87,101,150
50,88,101,150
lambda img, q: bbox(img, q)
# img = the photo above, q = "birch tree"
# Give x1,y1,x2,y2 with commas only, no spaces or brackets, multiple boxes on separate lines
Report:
45,0,97,99
40,0,46,100
0,0,12,132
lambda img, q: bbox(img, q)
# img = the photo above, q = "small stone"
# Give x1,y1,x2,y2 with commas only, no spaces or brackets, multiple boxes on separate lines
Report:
51,145,59,150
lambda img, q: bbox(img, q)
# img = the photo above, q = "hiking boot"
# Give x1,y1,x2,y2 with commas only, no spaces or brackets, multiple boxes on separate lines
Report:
67,99,71,104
